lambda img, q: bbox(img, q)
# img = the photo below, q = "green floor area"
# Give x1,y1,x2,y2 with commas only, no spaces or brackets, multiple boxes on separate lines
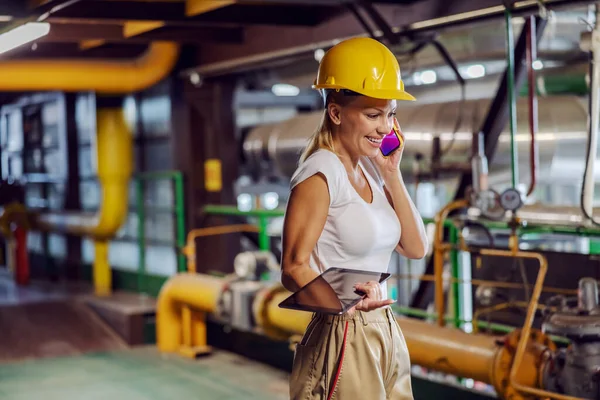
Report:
0,346,289,400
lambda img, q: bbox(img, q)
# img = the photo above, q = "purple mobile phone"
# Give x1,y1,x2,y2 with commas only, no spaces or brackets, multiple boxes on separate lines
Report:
380,119,404,157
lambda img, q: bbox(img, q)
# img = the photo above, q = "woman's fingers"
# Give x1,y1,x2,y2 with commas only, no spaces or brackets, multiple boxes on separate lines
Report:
352,281,394,312
354,281,381,300
356,298,394,312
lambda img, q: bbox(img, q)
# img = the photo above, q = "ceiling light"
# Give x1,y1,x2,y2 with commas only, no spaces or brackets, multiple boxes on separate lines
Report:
464,64,485,79
532,60,543,70
0,22,50,55
419,70,437,84
271,83,300,97
314,48,325,62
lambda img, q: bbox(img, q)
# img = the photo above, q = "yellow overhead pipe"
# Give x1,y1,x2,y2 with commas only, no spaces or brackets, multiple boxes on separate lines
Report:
0,41,179,94
35,108,133,295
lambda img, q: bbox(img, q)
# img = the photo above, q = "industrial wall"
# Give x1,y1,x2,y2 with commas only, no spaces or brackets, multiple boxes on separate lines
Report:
0,78,181,289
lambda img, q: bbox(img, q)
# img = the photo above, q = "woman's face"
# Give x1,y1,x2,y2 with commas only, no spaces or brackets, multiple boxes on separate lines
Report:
328,95,397,159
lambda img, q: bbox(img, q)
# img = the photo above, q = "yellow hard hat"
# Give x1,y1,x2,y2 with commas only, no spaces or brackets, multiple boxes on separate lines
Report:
313,37,415,101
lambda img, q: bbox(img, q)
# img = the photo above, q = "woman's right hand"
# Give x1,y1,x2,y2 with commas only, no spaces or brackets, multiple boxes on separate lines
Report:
351,281,395,313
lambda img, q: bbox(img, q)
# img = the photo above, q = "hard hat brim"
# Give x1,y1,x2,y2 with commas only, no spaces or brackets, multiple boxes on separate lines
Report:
312,84,416,101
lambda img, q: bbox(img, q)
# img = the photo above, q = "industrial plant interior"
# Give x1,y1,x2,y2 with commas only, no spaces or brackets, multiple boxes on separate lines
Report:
4,0,600,399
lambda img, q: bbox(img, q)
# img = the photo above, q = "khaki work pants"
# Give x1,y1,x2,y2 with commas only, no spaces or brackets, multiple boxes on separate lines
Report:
290,306,413,400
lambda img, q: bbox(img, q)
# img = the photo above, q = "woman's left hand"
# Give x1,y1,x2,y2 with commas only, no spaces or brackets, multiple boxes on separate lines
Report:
348,281,394,314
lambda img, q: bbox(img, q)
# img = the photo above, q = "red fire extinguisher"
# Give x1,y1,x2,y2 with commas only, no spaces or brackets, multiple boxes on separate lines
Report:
12,224,29,286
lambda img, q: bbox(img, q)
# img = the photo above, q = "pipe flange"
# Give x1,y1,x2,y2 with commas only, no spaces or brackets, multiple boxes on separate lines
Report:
492,328,556,400
214,274,245,323
252,284,292,341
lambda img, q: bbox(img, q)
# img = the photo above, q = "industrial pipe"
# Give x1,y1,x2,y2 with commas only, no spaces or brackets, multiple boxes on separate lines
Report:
433,199,469,326
34,108,133,295
0,42,179,94
156,271,562,399
156,273,227,356
526,15,539,197
581,6,600,225
36,108,132,238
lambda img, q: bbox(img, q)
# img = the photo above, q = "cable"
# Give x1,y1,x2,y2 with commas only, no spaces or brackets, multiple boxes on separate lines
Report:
327,320,349,400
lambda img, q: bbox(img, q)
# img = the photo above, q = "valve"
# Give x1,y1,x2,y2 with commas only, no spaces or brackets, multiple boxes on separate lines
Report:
542,278,600,398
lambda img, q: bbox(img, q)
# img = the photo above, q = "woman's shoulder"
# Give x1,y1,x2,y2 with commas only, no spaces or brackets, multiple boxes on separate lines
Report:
304,148,341,164
290,149,346,202
294,149,344,176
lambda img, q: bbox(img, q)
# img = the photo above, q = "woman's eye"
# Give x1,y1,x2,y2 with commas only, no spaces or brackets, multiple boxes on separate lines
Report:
367,114,378,119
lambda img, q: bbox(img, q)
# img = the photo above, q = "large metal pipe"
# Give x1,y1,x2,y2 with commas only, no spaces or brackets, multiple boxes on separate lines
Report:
0,42,179,93
243,96,589,182
156,273,556,398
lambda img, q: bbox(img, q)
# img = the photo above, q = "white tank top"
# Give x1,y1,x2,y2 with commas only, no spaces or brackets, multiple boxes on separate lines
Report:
289,149,401,299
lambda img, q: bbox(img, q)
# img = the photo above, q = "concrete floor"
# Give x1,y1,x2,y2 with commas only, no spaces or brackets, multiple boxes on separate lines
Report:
0,270,289,399
0,346,290,400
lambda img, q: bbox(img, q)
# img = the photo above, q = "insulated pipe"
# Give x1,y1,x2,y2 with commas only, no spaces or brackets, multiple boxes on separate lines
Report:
0,42,179,93
582,8,600,220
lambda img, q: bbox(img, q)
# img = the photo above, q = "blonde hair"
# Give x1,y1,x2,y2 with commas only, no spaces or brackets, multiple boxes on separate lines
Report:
298,90,357,164
299,109,335,164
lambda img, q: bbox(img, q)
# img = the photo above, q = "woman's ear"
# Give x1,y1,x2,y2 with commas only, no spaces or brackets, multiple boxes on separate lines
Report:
327,103,342,126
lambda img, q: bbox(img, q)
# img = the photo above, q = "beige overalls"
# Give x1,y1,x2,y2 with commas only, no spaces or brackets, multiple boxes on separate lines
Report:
289,306,413,400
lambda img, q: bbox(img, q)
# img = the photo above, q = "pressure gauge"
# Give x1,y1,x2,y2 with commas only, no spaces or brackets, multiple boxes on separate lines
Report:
499,188,523,212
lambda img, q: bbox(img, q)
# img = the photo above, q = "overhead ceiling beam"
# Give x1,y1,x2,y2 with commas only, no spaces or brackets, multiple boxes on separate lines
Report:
186,0,235,17
44,1,337,26
79,39,106,51
119,0,235,39
48,0,186,21
188,0,594,78
40,21,244,44
123,20,165,38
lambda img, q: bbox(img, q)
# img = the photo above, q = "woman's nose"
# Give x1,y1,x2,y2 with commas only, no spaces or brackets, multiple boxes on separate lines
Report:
378,119,392,136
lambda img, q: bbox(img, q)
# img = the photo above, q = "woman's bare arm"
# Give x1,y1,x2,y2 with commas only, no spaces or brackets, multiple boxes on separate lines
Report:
280,173,329,293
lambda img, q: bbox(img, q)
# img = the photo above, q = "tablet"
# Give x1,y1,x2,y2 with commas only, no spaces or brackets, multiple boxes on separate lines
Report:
278,267,391,315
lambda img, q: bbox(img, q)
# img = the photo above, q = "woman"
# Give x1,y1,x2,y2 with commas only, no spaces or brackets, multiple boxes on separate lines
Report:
280,37,429,400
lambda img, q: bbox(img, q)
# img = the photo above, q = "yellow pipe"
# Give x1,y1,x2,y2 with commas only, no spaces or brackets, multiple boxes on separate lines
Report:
34,108,133,295
433,198,469,326
156,272,571,399
93,241,110,296
36,108,132,240
156,273,226,354
399,316,498,384
0,42,179,93
183,224,259,273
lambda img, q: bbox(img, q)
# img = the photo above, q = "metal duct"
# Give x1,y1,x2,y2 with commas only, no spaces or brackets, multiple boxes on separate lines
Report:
243,96,589,185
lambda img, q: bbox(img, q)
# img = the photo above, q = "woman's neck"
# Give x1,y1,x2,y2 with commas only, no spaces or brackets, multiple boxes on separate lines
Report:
331,135,360,174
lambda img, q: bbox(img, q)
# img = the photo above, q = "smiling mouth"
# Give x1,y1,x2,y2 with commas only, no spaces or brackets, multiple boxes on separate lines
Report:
366,137,382,144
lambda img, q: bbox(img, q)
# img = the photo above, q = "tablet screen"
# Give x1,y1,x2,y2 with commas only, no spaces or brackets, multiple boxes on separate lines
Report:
278,268,391,315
